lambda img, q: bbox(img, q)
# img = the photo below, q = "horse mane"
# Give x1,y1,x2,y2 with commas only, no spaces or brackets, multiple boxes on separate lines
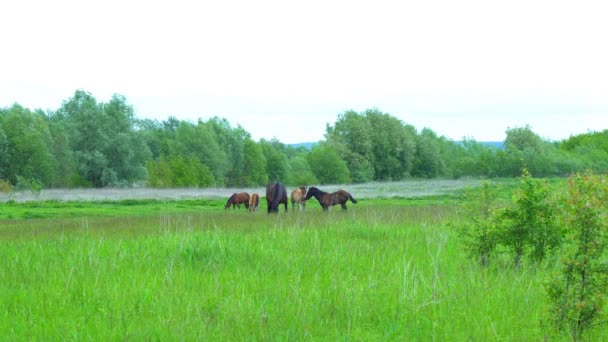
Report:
228,193,237,201
306,186,326,199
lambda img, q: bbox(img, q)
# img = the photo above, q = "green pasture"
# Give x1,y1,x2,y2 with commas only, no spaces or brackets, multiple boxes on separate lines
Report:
0,181,605,340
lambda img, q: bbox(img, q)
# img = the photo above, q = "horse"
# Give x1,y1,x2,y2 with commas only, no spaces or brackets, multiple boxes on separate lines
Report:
304,186,358,211
266,182,288,213
224,192,250,210
291,186,307,211
249,193,260,212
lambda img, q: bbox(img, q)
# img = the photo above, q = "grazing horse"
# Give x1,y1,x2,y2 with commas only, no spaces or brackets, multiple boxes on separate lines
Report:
304,186,358,211
224,192,250,210
249,193,260,212
291,186,307,211
266,182,288,213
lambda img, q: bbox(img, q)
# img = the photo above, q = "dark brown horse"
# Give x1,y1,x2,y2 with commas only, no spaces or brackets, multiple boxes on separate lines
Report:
249,193,260,212
266,182,288,213
225,192,250,210
304,186,357,211
291,186,307,211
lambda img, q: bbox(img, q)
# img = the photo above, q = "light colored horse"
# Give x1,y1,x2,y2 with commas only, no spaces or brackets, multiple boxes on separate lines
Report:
290,186,307,211
249,193,260,212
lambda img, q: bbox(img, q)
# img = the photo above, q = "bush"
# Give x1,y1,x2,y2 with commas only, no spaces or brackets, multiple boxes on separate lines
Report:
545,171,608,339
495,167,560,267
458,182,500,266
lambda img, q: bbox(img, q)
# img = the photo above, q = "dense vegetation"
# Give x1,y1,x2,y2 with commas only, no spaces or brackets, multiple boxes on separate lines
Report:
2,90,608,189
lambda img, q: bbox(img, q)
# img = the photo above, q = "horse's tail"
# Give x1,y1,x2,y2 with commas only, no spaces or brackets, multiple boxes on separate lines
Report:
349,193,358,204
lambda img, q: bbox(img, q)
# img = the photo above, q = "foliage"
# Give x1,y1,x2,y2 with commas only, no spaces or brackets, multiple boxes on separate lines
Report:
242,138,268,186
413,128,444,178
458,182,500,266
52,91,151,187
325,110,374,182
287,156,318,186
0,105,56,185
260,139,289,183
307,144,351,184
145,155,214,188
0,179,11,194
495,167,560,267
545,171,608,339
4,91,608,189
14,176,43,195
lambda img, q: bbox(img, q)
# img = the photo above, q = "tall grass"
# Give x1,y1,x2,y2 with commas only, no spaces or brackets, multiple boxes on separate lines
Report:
0,203,604,340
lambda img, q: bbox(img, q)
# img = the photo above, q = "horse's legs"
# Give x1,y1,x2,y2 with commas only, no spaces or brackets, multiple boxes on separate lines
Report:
341,203,347,210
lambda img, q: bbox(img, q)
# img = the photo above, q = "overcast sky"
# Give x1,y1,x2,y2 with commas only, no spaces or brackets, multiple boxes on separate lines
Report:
2,0,607,143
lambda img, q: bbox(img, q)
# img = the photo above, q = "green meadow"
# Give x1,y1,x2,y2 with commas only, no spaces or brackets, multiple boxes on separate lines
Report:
0,184,605,340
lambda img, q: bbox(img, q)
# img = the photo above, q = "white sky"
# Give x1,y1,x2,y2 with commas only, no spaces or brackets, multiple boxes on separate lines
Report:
1,0,607,143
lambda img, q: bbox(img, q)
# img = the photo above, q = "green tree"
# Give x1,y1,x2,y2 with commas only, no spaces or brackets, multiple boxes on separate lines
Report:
504,126,555,177
207,117,249,186
243,139,268,186
287,156,318,185
145,156,174,187
0,126,8,180
412,128,443,178
47,118,76,187
54,90,150,187
0,105,56,186
102,94,151,185
366,109,416,180
307,144,351,184
325,110,374,182
260,139,289,183
169,120,227,185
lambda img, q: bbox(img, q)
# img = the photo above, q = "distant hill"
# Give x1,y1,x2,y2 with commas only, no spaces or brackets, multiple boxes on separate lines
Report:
290,141,504,150
289,142,318,150
456,141,504,149
479,141,504,149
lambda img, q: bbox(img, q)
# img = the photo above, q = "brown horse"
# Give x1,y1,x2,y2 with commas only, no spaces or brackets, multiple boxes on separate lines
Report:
225,192,250,210
249,193,260,212
266,182,288,213
291,186,307,211
304,186,358,211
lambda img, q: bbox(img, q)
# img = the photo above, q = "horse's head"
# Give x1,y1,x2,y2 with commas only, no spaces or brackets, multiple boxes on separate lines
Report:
305,187,318,200
225,193,237,209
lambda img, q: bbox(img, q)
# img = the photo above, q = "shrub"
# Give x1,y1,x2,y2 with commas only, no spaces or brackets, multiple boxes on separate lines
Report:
545,171,608,339
458,182,500,266
495,167,560,267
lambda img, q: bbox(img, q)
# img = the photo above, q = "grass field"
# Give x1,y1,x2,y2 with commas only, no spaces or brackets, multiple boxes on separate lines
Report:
1,180,605,340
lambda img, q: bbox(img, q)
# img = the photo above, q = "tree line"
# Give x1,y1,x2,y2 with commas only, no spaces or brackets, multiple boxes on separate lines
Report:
1,90,607,189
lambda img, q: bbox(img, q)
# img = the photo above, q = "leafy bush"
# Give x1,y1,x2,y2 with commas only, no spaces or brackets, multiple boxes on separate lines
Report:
545,171,608,339
458,182,500,266
495,167,560,267
14,176,43,195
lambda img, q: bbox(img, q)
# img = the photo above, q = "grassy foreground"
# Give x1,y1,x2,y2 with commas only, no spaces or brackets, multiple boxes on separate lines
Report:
0,195,605,340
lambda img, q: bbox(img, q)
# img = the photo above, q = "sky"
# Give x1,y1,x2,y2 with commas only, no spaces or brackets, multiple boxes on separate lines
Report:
2,0,607,144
